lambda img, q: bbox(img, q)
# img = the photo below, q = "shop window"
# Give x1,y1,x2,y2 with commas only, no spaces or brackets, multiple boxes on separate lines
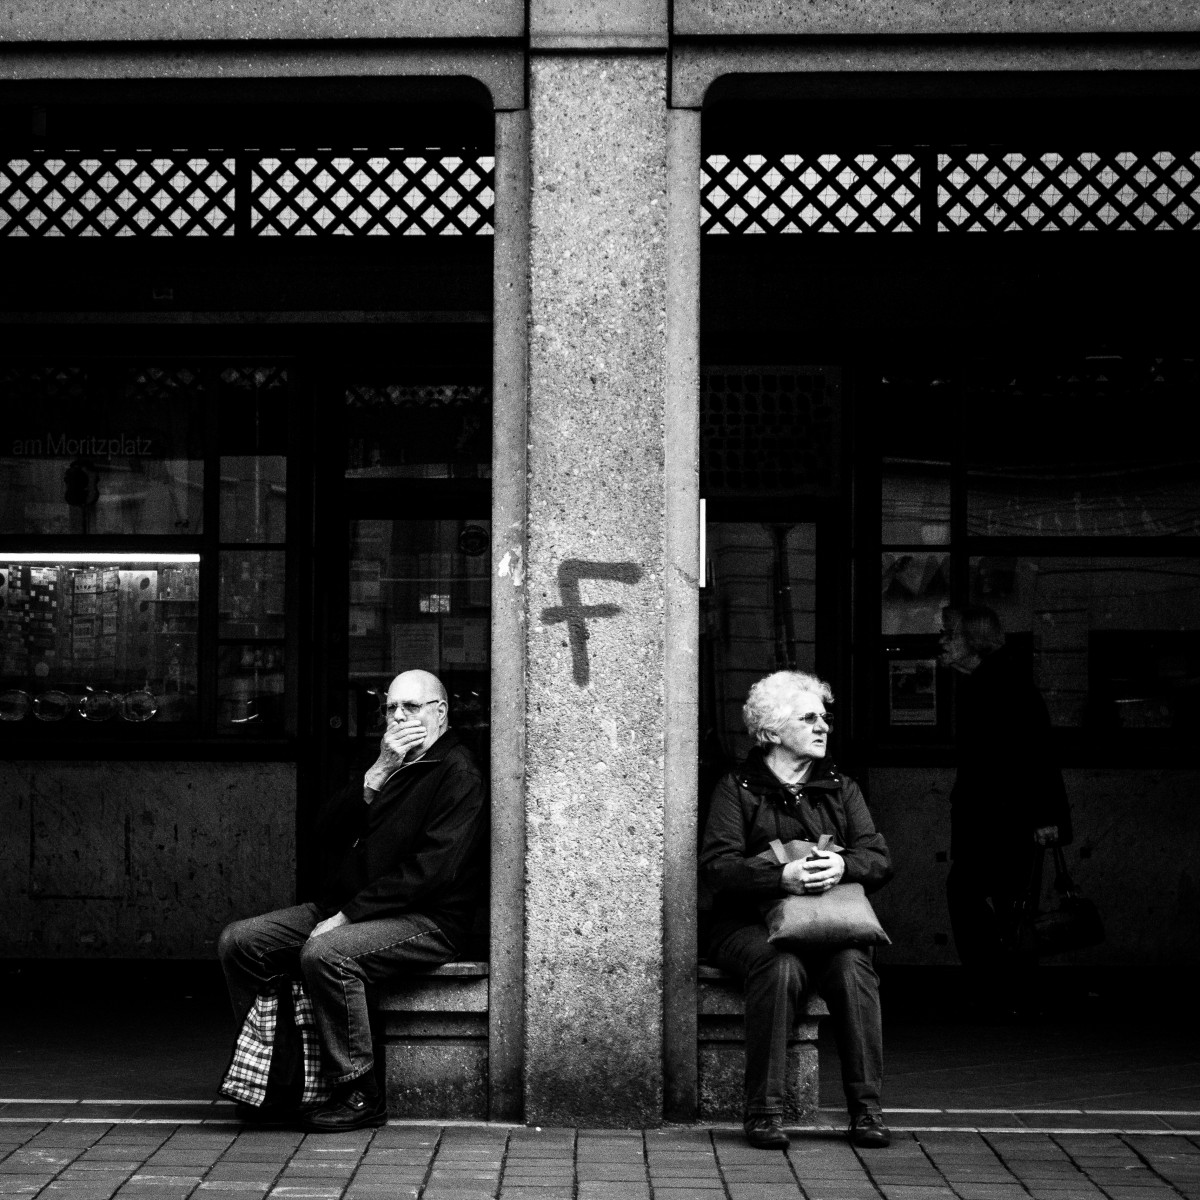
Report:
971,556,1200,732
964,358,1200,537
702,521,818,767
346,382,491,480
0,364,204,536
700,367,841,496
871,354,1200,749
0,552,199,725
345,518,490,762
0,359,293,739
882,464,951,546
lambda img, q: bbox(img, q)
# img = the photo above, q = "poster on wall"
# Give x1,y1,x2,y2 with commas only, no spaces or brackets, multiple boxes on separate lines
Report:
888,658,938,726
440,617,488,668
391,622,439,672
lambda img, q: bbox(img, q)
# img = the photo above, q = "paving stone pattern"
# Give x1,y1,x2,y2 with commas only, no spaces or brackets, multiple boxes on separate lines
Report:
1,1124,1199,1200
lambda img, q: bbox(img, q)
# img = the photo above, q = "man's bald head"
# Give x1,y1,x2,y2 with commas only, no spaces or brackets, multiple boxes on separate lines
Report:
390,669,448,705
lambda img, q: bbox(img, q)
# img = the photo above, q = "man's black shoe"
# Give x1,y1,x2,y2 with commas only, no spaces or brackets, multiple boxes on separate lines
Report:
848,1110,891,1149
744,1114,790,1150
300,1080,387,1132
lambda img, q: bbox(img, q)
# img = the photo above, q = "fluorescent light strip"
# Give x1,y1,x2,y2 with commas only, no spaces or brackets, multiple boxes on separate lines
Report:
6,553,200,564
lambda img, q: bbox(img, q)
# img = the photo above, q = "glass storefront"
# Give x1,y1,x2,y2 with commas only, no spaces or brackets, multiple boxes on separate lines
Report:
0,553,199,724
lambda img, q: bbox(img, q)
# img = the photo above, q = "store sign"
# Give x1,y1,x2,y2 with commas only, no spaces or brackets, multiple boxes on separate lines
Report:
10,433,157,457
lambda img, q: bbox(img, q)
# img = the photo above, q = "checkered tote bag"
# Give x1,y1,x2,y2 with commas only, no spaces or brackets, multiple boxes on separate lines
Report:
220,982,331,1108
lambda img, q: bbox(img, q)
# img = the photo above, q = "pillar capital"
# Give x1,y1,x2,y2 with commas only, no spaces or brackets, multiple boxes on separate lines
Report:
529,0,667,50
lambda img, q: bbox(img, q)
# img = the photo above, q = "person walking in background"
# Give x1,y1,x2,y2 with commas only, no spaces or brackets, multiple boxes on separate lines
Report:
701,670,893,1152
940,605,1073,1014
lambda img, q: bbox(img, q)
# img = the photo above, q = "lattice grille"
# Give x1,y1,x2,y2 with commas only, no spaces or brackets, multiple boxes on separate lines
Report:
251,153,495,237
0,366,87,403
0,152,235,237
219,366,290,394
123,365,206,405
702,147,1200,234
938,149,1200,231
700,367,840,496
345,383,490,408
702,152,920,234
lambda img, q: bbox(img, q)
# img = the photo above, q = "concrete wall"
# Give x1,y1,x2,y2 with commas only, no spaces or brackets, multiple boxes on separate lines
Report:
868,767,1200,968
0,761,296,959
674,0,1200,36
0,0,524,41
5,0,1195,43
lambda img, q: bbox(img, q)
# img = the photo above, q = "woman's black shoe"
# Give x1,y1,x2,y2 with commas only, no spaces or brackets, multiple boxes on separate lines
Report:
848,1110,891,1148
744,1114,789,1150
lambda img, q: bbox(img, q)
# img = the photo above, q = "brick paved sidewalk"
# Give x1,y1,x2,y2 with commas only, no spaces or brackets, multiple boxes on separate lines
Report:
2,1121,1198,1200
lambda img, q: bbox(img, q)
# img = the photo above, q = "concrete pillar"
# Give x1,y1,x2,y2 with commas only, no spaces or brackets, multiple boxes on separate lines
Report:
490,105,531,1124
662,106,702,1122
524,50,670,1125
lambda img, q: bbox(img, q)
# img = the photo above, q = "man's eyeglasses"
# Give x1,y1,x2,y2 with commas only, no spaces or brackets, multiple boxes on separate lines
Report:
795,710,833,726
381,698,441,719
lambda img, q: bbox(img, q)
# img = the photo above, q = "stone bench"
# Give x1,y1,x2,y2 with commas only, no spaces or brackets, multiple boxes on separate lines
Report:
375,961,489,1119
697,963,828,1122
376,960,827,1123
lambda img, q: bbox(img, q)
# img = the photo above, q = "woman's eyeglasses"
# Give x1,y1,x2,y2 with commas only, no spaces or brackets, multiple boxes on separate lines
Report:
795,710,833,726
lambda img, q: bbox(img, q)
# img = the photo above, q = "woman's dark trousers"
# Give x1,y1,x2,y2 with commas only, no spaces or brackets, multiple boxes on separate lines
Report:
710,921,883,1118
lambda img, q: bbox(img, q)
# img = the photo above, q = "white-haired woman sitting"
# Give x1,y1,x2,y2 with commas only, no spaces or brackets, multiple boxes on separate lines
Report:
700,670,893,1151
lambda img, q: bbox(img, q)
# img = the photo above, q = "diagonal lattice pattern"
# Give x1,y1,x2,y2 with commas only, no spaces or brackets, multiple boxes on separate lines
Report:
345,383,491,409
701,366,841,495
0,152,235,237
938,148,1200,231
702,152,921,234
251,153,496,236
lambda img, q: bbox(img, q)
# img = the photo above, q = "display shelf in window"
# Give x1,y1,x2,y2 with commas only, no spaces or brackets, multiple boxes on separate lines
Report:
0,552,200,726
217,641,285,730
218,549,285,640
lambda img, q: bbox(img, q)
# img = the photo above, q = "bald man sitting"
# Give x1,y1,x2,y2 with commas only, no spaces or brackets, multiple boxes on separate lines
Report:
218,670,485,1132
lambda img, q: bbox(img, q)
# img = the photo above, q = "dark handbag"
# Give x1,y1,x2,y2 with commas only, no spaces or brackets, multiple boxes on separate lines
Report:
1011,845,1104,958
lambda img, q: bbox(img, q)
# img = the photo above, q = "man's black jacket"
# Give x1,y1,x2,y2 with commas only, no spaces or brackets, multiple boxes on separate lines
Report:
314,729,486,949
700,748,892,951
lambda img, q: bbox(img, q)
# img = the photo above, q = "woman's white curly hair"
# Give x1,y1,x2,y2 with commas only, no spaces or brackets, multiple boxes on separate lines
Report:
743,670,834,747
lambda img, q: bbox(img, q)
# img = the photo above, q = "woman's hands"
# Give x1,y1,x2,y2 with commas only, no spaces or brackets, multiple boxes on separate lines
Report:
781,850,846,895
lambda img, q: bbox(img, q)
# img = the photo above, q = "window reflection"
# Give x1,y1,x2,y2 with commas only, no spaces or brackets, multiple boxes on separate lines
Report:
882,461,951,545
346,518,490,758
965,357,1200,537
970,556,1200,730
345,383,491,480
0,365,204,536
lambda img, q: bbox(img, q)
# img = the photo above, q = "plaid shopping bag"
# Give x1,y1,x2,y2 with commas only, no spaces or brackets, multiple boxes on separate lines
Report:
291,984,333,1106
220,982,331,1108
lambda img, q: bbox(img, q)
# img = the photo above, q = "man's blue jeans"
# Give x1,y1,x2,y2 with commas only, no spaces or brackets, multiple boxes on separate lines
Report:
217,903,457,1086
710,922,883,1118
